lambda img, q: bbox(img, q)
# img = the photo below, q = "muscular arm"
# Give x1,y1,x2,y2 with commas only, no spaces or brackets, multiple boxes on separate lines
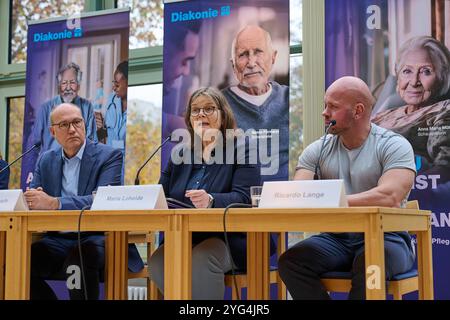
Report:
346,168,415,207
294,168,415,207
293,168,314,180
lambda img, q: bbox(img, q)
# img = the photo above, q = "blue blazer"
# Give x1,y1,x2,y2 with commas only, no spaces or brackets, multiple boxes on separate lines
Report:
30,140,143,272
159,156,259,208
159,145,263,268
0,159,9,190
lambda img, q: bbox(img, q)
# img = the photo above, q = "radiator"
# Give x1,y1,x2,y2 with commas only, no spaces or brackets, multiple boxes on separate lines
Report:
128,286,147,300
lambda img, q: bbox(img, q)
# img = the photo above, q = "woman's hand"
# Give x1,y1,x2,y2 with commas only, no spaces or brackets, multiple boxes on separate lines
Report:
185,189,211,208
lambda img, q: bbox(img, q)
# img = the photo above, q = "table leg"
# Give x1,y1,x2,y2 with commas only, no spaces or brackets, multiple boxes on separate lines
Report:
416,224,434,299
165,214,191,300
114,231,128,300
104,231,128,300
104,232,114,300
364,214,386,300
247,232,270,300
5,216,31,299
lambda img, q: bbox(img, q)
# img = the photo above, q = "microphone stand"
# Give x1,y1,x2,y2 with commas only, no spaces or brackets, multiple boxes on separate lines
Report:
0,143,40,174
134,135,172,185
314,120,336,180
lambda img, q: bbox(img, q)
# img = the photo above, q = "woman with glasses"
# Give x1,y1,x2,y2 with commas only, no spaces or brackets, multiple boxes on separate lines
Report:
149,87,263,299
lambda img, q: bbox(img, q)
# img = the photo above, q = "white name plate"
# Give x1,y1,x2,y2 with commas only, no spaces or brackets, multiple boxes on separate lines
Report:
259,180,348,208
91,185,168,210
0,189,29,211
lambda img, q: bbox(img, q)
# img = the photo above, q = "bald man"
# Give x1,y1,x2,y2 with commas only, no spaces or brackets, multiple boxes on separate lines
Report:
25,103,143,300
278,76,417,299
222,25,289,182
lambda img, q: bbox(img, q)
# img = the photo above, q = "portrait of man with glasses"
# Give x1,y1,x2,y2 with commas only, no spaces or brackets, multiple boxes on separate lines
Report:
30,62,97,157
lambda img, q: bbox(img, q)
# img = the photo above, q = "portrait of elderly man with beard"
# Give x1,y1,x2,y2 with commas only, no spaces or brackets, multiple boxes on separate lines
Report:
31,62,97,155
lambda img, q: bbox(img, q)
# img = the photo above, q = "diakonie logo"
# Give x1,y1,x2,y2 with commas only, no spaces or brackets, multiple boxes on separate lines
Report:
33,28,83,42
171,6,231,22
33,12,83,42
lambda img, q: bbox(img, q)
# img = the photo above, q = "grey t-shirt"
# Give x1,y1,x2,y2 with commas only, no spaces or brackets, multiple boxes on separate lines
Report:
297,124,416,205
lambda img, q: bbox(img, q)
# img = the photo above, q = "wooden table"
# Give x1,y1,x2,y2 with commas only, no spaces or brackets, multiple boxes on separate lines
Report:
173,207,433,300
1,206,433,300
1,210,175,300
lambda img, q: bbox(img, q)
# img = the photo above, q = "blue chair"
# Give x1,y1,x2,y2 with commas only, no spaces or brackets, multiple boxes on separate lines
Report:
320,200,420,300
320,269,418,300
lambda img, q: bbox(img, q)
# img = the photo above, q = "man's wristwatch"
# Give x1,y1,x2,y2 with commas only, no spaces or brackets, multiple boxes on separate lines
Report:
207,194,214,208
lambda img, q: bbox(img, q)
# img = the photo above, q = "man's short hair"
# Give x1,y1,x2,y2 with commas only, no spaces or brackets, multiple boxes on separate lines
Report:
56,62,82,84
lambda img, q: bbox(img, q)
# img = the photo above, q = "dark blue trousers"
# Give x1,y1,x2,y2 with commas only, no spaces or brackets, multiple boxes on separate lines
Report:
278,232,415,299
31,233,105,300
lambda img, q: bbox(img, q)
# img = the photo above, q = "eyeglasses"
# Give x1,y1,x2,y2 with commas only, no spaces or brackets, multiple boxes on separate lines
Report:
52,118,84,131
60,80,78,87
190,106,218,117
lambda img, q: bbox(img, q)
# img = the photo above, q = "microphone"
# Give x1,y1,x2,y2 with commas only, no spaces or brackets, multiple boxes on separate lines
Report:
0,142,41,174
313,120,336,180
134,135,172,185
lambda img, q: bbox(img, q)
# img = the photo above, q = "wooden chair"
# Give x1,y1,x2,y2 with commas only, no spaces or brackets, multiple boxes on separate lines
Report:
224,232,287,300
128,232,155,299
320,200,420,300
125,232,161,300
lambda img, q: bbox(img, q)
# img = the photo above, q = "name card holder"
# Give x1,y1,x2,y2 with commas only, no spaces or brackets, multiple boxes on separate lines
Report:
259,180,348,208
0,189,29,211
91,185,168,210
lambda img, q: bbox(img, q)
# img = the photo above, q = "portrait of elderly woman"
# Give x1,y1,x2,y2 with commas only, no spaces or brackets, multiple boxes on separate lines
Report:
372,36,450,172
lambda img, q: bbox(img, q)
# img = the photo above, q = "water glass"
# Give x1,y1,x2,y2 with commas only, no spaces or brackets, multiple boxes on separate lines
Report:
250,186,263,207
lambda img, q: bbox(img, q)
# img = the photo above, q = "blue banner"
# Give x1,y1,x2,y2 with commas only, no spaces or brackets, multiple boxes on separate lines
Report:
22,10,130,187
162,0,290,182
325,0,450,299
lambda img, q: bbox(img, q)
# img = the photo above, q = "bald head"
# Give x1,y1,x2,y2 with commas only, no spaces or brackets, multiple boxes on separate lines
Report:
50,103,82,124
49,103,86,158
326,76,375,115
322,76,376,142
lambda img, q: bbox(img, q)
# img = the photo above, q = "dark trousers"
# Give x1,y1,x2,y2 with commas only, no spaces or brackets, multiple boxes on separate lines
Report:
31,233,105,300
278,232,415,300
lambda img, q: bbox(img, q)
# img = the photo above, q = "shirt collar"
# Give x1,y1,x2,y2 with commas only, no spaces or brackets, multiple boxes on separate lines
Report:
62,139,86,161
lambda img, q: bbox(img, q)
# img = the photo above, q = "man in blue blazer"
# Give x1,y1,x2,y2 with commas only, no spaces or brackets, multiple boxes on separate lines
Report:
24,103,143,300
0,157,9,189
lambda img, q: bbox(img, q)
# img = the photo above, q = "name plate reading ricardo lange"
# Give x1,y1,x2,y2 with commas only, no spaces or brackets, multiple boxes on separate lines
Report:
91,185,168,210
259,180,348,208
0,189,29,211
